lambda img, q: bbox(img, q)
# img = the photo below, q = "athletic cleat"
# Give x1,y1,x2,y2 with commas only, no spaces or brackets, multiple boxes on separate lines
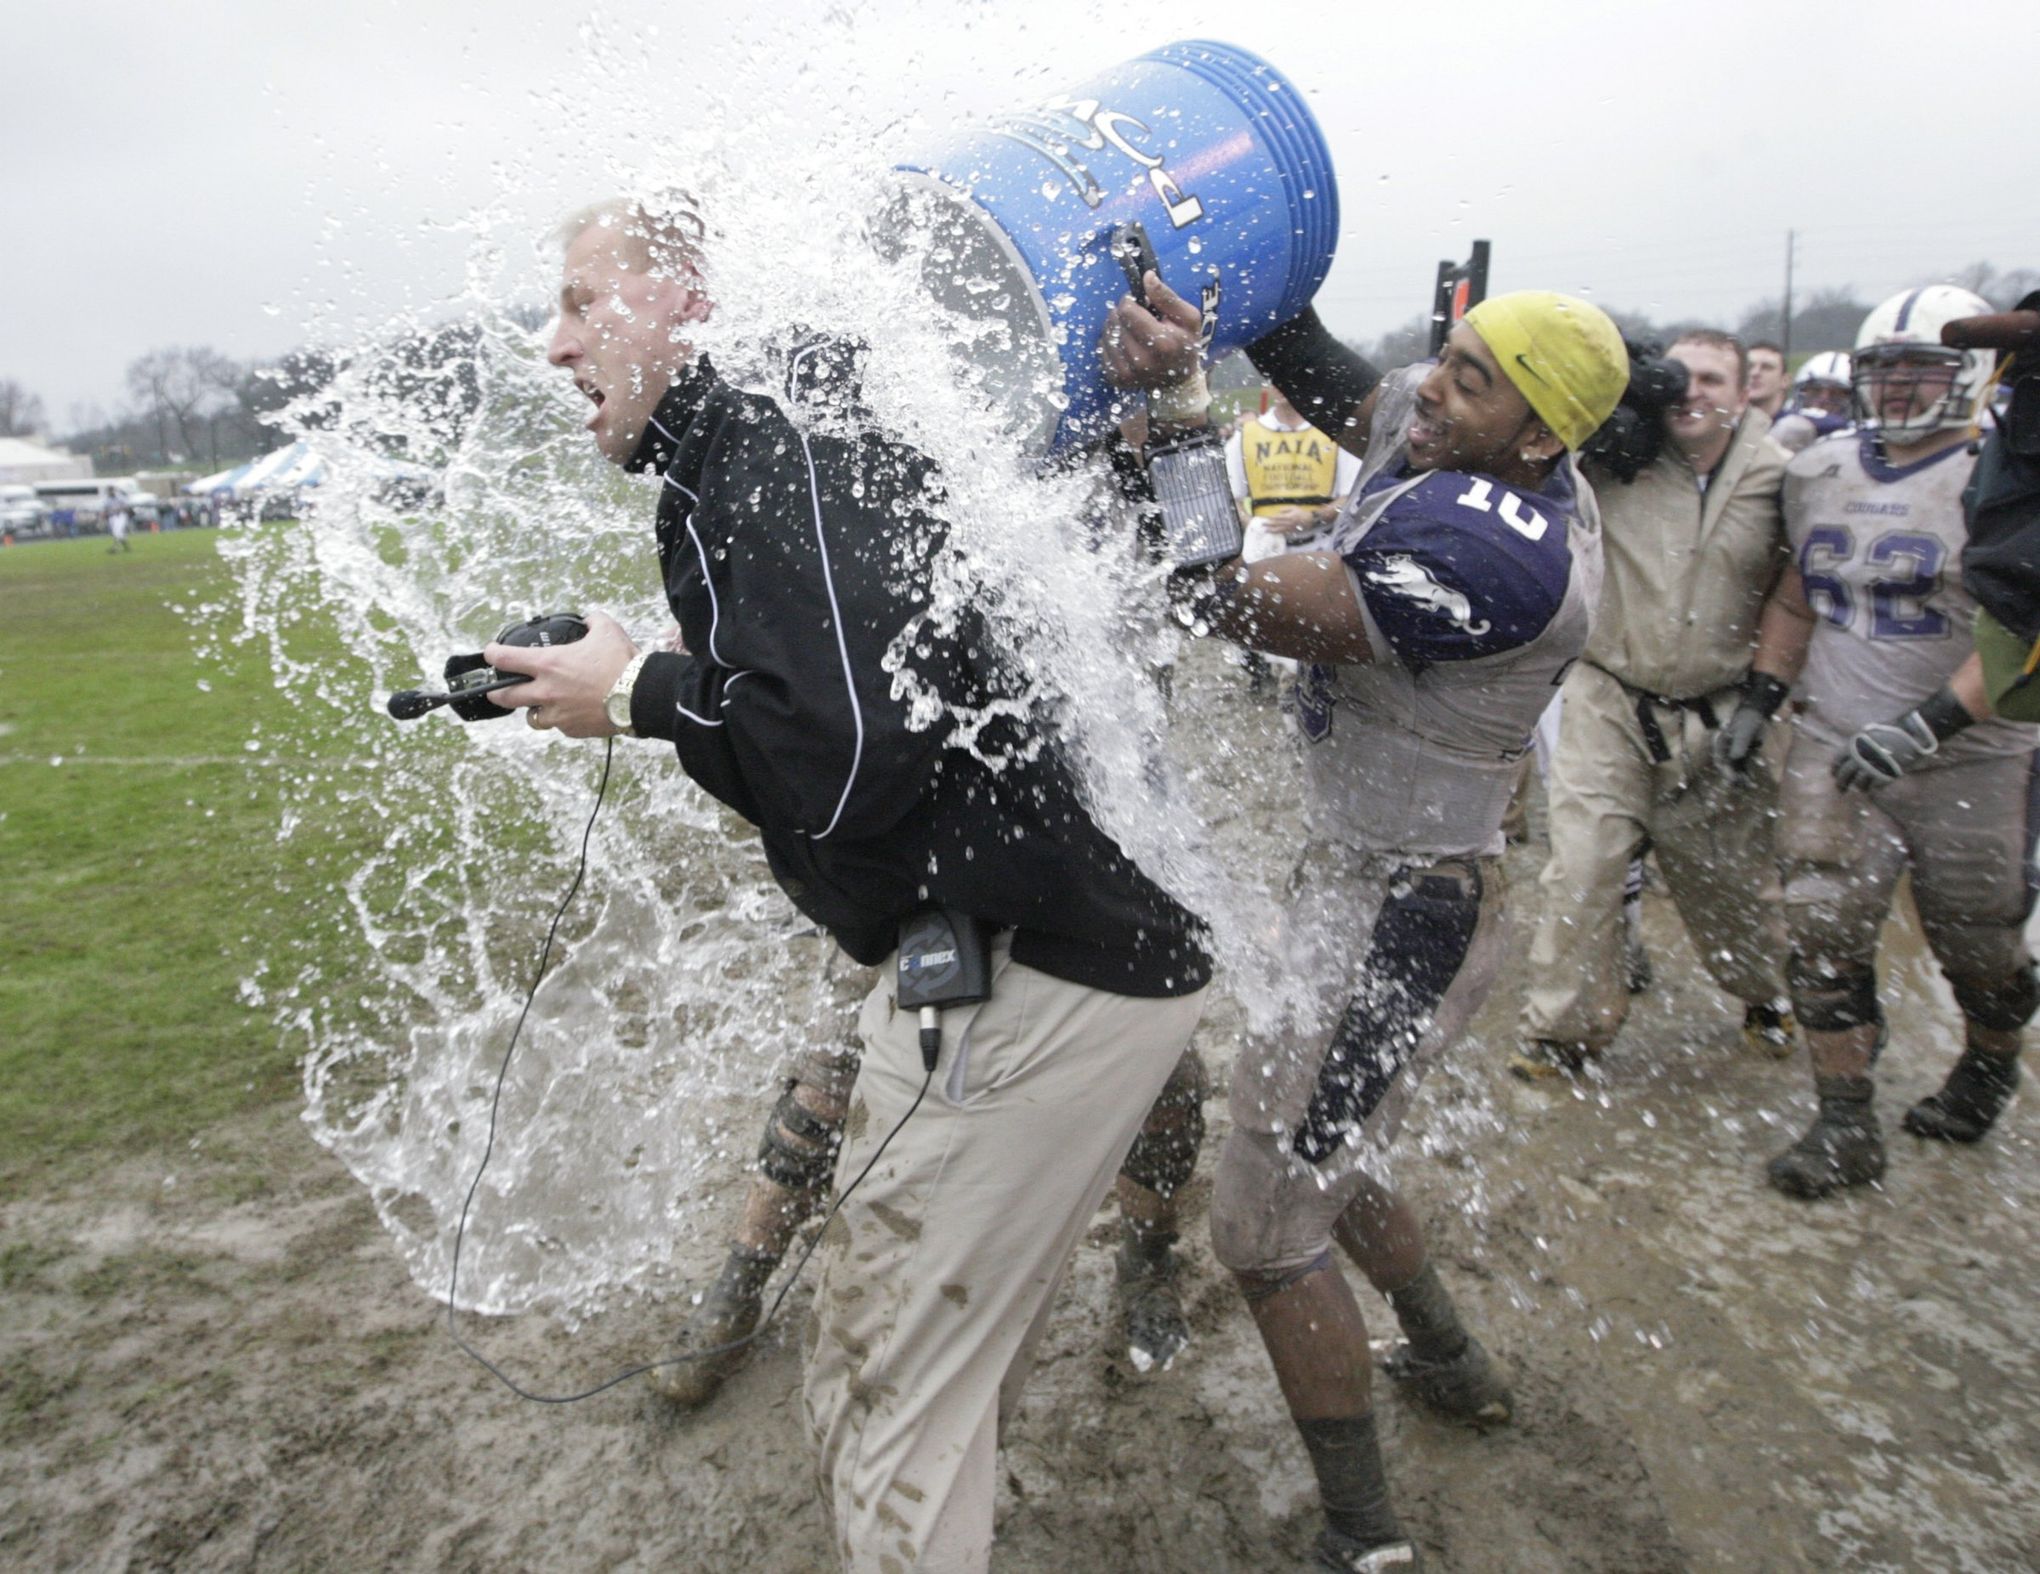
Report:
649,1282,764,1410
1316,1529,1422,1571
1382,1336,1512,1427
1115,1240,1191,1374
1903,1047,2020,1143
1507,1039,1595,1081
1767,1096,1884,1199
1742,1001,1797,1059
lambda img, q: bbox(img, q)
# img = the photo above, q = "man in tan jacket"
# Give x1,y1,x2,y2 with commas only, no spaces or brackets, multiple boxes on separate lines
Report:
1515,330,1796,1076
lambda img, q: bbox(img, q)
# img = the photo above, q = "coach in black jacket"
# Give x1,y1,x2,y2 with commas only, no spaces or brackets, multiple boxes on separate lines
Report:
488,199,1209,1571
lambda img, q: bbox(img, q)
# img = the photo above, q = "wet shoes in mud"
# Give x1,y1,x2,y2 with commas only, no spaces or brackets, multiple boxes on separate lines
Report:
1903,1047,2020,1143
1315,1529,1421,1571
1741,1001,1797,1059
649,1279,765,1410
1115,1239,1191,1374
1767,1082,1884,1199
1507,1039,1595,1081
1382,1336,1512,1427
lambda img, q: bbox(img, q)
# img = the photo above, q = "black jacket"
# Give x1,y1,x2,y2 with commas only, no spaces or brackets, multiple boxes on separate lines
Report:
624,346,1209,998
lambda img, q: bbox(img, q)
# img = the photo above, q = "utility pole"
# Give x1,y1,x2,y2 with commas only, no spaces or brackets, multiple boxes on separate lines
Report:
1781,229,1797,363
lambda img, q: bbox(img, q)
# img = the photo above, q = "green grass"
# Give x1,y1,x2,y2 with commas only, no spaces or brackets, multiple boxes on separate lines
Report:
0,529,376,1191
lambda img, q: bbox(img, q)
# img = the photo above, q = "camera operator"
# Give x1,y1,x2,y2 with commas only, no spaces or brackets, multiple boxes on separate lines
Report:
1957,289,2040,723
1104,279,1625,1572
491,197,1210,1573
1513,330,1797,1079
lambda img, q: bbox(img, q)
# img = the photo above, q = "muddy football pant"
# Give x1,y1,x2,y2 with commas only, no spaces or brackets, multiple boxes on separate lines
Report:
1779,737,2039,1024
1211,848,1507,1276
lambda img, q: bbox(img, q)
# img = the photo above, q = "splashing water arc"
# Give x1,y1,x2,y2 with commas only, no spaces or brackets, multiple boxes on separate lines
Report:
236,23,1353,1321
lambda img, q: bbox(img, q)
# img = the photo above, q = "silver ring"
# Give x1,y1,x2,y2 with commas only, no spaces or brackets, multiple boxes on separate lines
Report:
527,706,546,729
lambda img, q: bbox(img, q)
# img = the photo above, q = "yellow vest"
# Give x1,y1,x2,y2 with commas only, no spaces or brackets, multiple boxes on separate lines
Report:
1241,420,1341,516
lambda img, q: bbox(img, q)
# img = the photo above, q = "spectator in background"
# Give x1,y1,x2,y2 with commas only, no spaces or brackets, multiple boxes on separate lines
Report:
1746,341,1789,419
1226,384,1362,563
105,494,133,554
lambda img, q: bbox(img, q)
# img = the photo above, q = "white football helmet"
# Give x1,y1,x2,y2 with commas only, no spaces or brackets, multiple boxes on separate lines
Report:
1793,350,1852,391
1852,285,1995,444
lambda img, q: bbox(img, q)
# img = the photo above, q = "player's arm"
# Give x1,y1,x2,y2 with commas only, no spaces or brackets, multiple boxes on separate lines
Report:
1948,649,1992,720
1193,474,1568,669
1101,286,1381,455
1188,553,1375,665
1832,651,1991,794
1245,306,1382,455
1715,564,1819,773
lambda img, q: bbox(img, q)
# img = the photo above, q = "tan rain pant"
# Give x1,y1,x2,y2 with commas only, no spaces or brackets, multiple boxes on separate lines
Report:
803,936,1207,1572
1522,662,1786,1049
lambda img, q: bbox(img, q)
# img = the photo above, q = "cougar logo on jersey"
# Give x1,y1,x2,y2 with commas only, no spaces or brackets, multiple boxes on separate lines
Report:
1363,555,1493,636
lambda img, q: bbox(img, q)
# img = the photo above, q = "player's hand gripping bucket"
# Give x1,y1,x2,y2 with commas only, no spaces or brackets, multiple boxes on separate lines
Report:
889,39,1340,455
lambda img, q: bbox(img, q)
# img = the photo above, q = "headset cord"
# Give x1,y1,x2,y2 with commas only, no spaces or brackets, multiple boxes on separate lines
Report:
445,737,933,1404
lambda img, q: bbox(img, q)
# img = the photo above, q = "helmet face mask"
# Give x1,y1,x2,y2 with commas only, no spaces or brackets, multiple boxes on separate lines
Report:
1852,345,1967,443
1793,350,1853,419
1852,285,1995,448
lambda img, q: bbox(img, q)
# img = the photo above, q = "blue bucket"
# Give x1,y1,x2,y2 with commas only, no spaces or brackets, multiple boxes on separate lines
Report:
893,39,1340,454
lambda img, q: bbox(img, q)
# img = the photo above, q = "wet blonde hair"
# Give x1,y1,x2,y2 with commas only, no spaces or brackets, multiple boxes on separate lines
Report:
555,193,706,281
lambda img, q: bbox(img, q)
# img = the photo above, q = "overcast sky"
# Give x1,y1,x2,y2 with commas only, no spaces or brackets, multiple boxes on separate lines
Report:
4,0,2033,429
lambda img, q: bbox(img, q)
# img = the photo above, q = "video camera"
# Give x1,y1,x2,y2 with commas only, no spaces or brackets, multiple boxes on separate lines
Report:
1580,340,1690,484
386,613,588,721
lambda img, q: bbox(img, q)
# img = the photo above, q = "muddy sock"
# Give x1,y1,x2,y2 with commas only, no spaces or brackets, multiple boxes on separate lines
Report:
1297,1413,1401,1549
711,1242,780,1309
1119,1217,1178,1270
1813,1072,1876,1113
1385,1261,1469,1364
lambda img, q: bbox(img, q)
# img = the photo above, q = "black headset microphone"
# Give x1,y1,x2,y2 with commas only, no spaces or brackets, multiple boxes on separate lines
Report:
384,611,962,1404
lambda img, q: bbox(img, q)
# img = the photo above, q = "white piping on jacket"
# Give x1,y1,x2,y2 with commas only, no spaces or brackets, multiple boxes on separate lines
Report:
787,343,864,841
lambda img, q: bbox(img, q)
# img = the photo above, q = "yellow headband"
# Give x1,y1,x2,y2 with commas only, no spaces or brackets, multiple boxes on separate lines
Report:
1463,292,1629,450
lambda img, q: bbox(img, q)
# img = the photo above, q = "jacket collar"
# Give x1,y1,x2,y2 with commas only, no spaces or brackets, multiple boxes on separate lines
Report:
625,356,718,475
1695,406,1774,534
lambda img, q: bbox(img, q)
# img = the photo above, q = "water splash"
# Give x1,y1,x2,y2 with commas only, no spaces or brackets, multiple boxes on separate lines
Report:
222,14,1326,1320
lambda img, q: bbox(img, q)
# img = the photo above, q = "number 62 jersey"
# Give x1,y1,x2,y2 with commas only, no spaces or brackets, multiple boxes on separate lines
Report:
1785,430,2031,766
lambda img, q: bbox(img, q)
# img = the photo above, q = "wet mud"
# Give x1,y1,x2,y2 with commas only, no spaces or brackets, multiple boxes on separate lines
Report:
5,645,2037,1571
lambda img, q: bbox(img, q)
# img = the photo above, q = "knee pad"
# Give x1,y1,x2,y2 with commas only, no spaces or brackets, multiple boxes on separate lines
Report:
1118,1051,1209,1198
756,1088,844,1193
1786,954,1882,1033
1949,965,2040,1032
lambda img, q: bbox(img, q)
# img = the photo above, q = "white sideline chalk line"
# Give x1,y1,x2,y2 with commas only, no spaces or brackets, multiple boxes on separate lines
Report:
0,753,285,768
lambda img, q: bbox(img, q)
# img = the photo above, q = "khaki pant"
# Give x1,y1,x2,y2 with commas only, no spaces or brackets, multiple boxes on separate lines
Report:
1522,663,1785,1049
803,937,1206,1573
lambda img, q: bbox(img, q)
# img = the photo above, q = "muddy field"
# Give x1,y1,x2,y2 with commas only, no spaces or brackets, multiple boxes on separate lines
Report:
6,653,2038,1572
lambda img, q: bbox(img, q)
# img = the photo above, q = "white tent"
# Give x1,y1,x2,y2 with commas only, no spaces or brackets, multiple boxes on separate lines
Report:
186,441,328,498
0,436,91,485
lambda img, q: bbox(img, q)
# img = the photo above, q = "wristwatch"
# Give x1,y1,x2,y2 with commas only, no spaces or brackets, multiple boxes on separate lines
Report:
604,651,652,737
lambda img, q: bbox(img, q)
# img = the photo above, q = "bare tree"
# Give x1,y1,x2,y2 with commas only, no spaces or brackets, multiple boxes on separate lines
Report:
0,378,46,437
1944,261,2040,310
124,347,243,461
